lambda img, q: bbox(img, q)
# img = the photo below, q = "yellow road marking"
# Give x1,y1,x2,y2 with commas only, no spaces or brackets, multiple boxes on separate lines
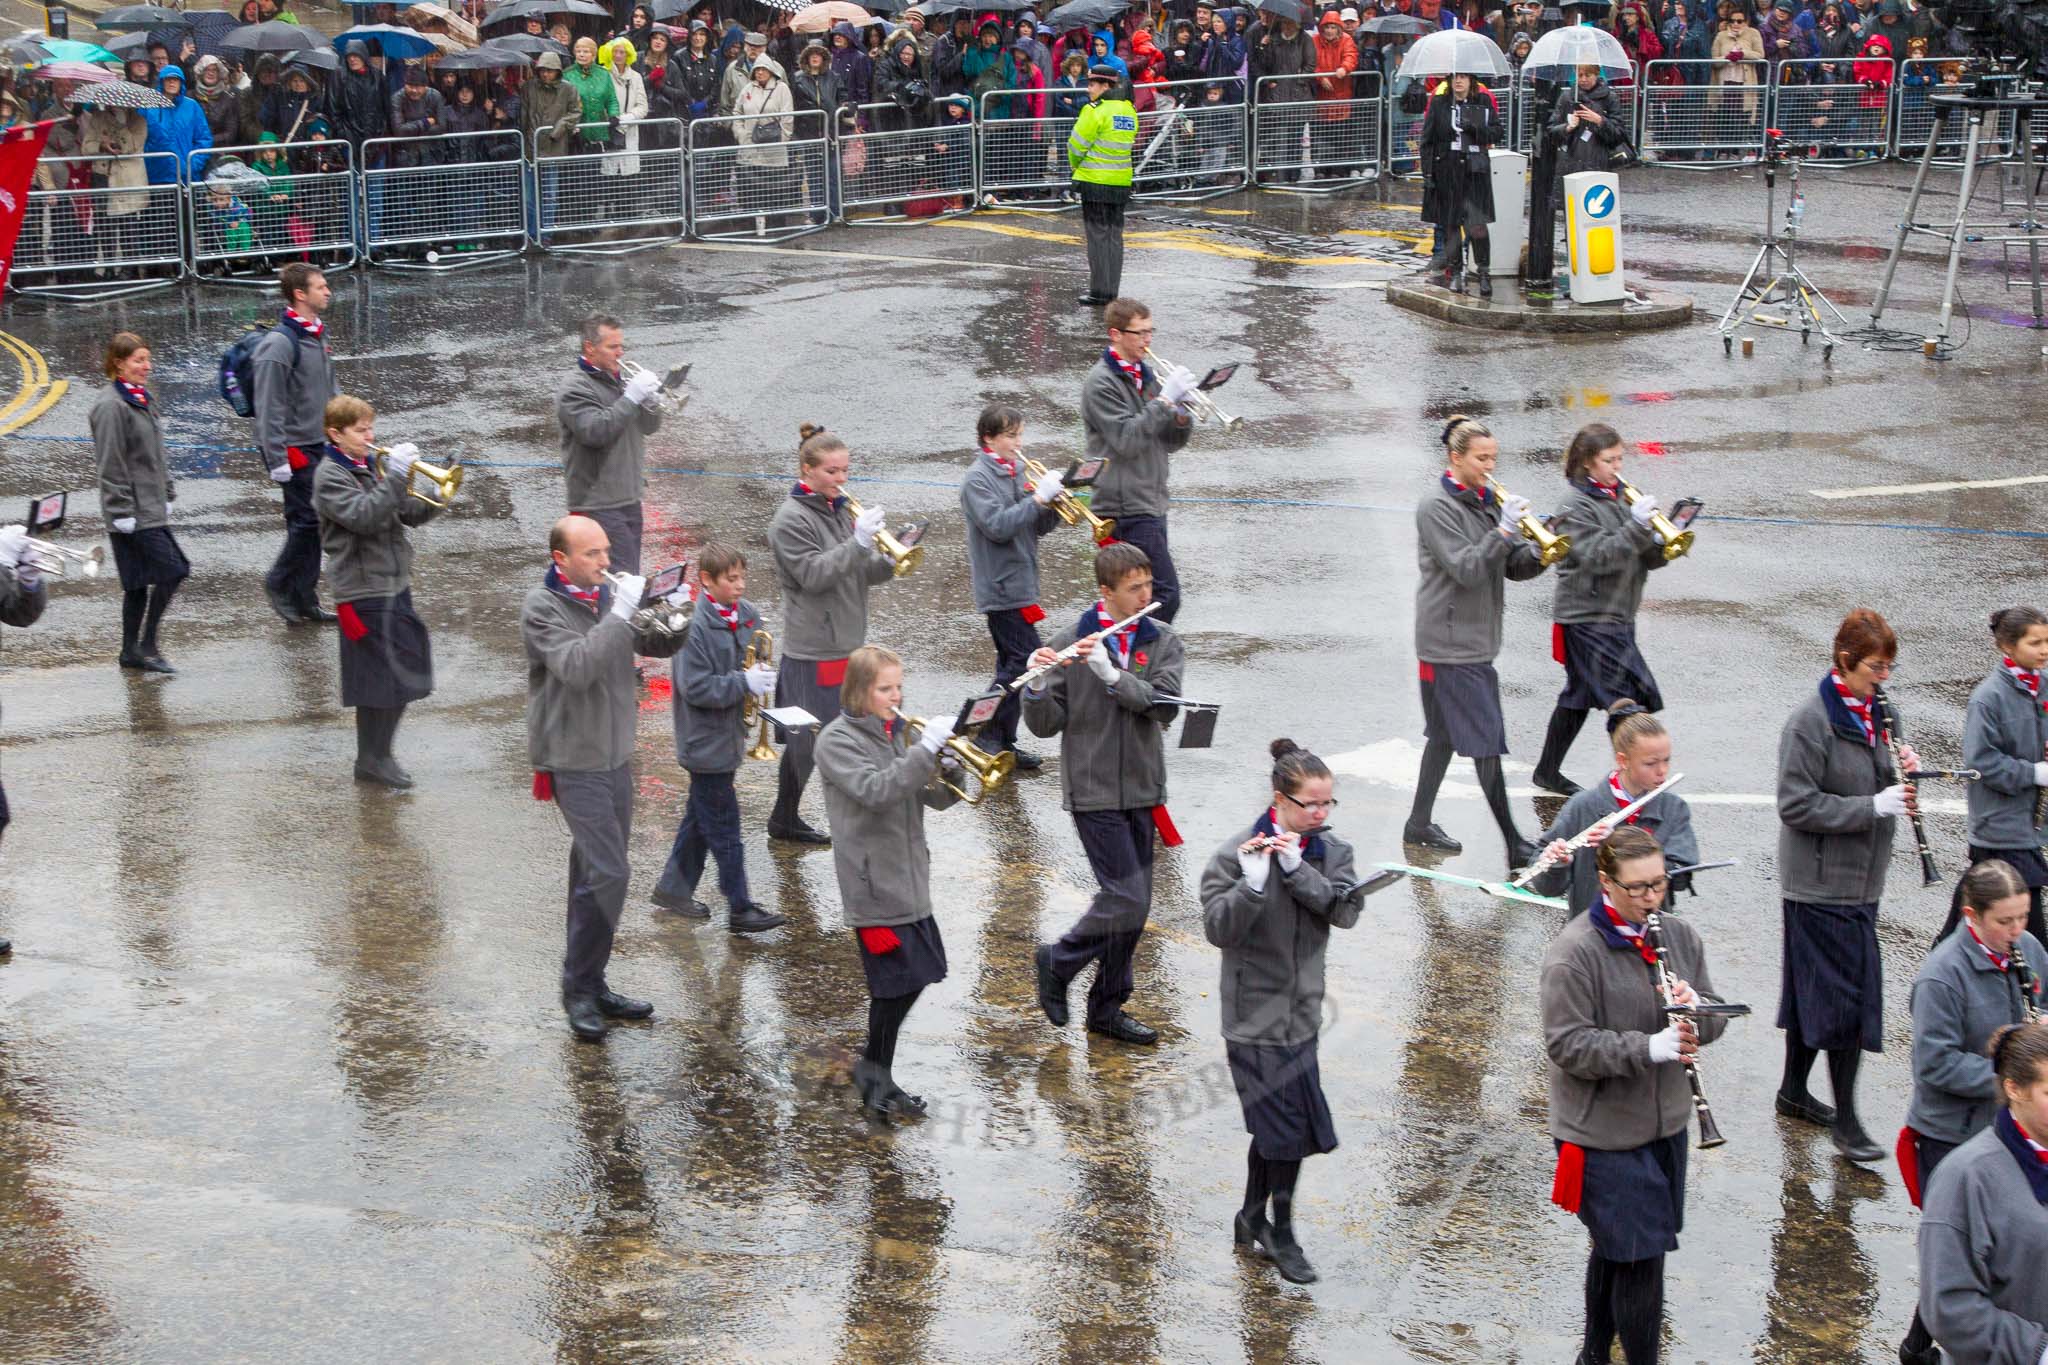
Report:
0,380,67,437
0,332,66,437
0,333,36,425
935,216,1403,267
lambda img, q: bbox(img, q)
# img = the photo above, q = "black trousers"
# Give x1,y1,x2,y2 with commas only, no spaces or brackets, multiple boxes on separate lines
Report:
1045,808,1155,1028
656,768,749,907
1081,195,1126,299
265,461,322,607
554,765,635,997
1109,513,1180,623
983,608,1043,753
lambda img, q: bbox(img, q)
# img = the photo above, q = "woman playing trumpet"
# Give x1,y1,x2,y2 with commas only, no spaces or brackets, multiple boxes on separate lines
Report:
92,332,189,675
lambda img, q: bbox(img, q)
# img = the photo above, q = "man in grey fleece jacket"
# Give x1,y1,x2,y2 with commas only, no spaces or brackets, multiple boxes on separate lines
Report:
252,264,339,625
1082,299,1196,623
555,313,664,576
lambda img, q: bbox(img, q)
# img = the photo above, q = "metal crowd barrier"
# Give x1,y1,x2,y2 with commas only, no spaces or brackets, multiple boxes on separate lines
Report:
1768,59,1893,163
1138,77,1249,201
185,139,357,285
1637,58,1768,163
10,152,184,301
686,108,831,244
977,88,1078,210
533,118,686,254
1511,75,1545,154
1252,74,1380,193
838,99,978,225
363,129,527,270
1386,85,1425,180
1893,57,2015,162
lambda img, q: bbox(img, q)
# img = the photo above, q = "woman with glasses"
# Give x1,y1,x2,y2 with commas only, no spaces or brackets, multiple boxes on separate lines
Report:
1776,606,1920,1165
1541,824,1729,1365
1529,699,1698,911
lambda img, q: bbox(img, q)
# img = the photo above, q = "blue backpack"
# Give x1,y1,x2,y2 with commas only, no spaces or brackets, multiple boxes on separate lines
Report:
218,321,289,417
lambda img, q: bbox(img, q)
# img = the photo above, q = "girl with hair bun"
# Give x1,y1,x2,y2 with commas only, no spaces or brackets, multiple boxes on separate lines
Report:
1946,605,2048,946
1528,698,1698,909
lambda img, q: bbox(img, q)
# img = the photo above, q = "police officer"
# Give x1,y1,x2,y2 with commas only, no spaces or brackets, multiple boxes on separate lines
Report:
1068,63,1136,308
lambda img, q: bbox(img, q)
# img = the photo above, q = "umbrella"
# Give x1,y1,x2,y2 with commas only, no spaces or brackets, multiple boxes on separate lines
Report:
23,36,121,63
401,3,480,45
483,31,568,53
222,20,323,51
438,43,529,67
1395,26,1508,78
175,12,247,59
1363,13,1430,34
649,0,692,16
286,46,342,70
106,31,154,55
1522,22,1629,77
1045,0,1129,29
334,22,439,56
34,60,121,81
790,1,872,32
1253,0,1308,21
96,4,188,32
67,78,173,107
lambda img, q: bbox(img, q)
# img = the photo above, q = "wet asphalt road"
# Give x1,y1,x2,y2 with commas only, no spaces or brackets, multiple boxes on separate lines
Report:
0,161,2045,1363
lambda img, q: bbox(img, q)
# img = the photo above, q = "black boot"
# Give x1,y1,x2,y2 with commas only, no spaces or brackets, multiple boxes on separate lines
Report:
1533,707,1589,795
119,588,147,668
562,992,608,1041
1829,1048,1883,1164
1474,234,1493,297
852,1058,892,1121
1263,1189,1318,1284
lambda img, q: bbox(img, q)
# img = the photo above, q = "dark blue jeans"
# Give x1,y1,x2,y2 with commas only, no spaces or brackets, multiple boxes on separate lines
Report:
656,769,749,907
1110,513,1180,623
265,460,323,607
1045,808,1155,1028
983,608,1043,753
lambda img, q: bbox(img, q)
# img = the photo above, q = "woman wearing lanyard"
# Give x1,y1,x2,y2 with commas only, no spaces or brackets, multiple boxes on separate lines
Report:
1529,699,1698,911
1946,606,2048,946
91,332,189,674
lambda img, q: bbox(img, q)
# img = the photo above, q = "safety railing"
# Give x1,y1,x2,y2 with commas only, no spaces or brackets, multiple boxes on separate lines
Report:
1766,59,1893,163
1386,83,1426,180
977,88,1080,210
362,129,527,270
1892,57,2015,163
532,118,686,254
1636,57,1768,163
837,99,979,225
686,108,831,244
1252,73,1380,193
1139,77,1248,201
1511,74,1546,154
9,152,184,301
185,139,357,285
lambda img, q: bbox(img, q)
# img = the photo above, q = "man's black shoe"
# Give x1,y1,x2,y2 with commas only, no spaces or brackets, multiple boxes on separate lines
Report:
266,586,307,624
1007,748,1044,771
1034,944,1069,1027
768,821,831,846
651,888,712,919
1402,821,1463,852
1076,292,1112,306
1088,1011,1158,1045
298,599,338,624
1509,838,1542,874
563,993,608,1041
729,903,787,934
1531,768,1582,796
596,990,654,1020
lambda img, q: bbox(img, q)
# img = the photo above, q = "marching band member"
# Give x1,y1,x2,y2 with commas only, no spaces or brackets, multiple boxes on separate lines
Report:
650,540,786,934
1917,1018,2048,1365
1532,423,1673,796
1775,607,1919,1165
1404,415,1549,870
960,403,1066,770
1947,606,2048,946
1200,738,1370,1287
1541,825,1729,1365
91,331,187,675
814,645,962,1120
1083,298,1197,624
1025,542,1184,1046
765,424,898,846
1530,700,1698,910
312,396,440,790
0,523,49,956
523,514,657,1042
253,263,339,626
555,312,664,576
1899,860,2047,1365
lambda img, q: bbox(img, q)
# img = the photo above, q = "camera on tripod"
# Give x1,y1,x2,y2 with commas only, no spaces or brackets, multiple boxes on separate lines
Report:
1764,128,1818,161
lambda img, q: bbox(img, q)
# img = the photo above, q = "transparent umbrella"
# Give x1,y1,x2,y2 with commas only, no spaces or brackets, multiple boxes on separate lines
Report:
1522,23,1631,79
1394,27,1510,79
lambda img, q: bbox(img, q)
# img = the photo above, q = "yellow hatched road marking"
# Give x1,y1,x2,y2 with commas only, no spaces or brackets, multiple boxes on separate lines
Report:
0,332,67,437
935,216,1410,267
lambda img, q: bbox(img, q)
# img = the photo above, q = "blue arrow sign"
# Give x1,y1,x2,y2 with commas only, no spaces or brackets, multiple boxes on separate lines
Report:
1583,183,1615,219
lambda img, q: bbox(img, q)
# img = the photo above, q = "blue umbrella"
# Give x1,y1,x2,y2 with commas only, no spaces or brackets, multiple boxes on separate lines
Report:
333,22,438,57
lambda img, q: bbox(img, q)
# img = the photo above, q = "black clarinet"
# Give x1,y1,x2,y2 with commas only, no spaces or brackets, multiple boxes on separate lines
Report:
1873,684,1941,888
1645,909,1729,1149
2015,942,2042,1025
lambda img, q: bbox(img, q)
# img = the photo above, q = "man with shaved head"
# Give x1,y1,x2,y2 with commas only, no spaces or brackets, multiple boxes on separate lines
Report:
523,513,654,1041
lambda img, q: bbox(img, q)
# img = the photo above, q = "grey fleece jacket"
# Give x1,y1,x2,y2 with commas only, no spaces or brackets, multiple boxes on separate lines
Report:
768,489,894,660
815,711,961,928
523,577,641,773
1776,689,1899,906
1082,355,1192,520
1199,826,1362,1047
1023,613,1183,813
555,364,660,512
1414,477,1548,665
90,385,174,530
1549,482,1666,626
312,454,439,602
1907,926,2048,1145
1529,784,1699,905
960,453,1063,614
1541,907,1729,1149
1965,666,2048,851
669,595,762,775
250,321,337,472
1918,1124,2048,1365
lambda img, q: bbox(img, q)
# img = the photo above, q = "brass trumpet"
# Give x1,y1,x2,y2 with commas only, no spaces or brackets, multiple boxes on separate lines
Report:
372,446,465,508
741,628,777,761
1619,480,1695,561
895,712,1015,805
20,537,104,580
842,496,922,578
1486,477,1571,565
1144,348,1243,430
619,358,691,415
1023,457,1115,543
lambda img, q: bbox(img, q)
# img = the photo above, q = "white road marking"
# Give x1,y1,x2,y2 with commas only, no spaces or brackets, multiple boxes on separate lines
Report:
1810,473,2048,500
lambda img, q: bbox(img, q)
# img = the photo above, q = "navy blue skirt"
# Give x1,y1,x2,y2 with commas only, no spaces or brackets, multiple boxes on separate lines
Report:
1226,1037,1339,1161
1420,661,1508,758
1556,622,1662,712
337,591,433,710
1569,1131,1688,1262
109,526,190,592
857,914,947,999
774,654,845,744
1777,898,1883,1053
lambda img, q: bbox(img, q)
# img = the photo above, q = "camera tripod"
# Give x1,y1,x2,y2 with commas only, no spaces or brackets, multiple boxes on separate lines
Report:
1717,139,1849,359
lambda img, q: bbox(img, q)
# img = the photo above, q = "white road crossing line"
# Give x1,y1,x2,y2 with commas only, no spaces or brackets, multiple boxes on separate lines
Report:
1810,473,2048,500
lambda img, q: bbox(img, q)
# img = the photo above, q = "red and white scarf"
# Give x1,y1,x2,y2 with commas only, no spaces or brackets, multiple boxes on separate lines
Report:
2004,656,2048,713
1830,670,1876,746
1602,897,1658,966
283,306,324,337
709,599,742,632
1096,600,1137,665
1966,921,2012,972
1107,348,1145,391
563,582,599,608
1586,478,1621,500
982,445,1015,477
2015,1116,2048,1166
1607,770,1640,824
115,380,150,410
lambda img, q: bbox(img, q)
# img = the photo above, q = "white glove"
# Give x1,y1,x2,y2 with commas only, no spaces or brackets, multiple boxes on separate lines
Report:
852,504,886,550
607,573,645,620
0,525,25,567
1629,493,1657,527
112,516,137,535
916,714,955,754
1159,368,1199,406
382,442,419,476
1031,467,1064,506
743,662,776,697
268,463,293,484
1873,784,1910,818
1238,844,1271,892
1498,494,1532,533
622,368,662,406
2034,760,2048,788
1648,1023,1684,1064
1086,642,1119,683
1274,832,1303,873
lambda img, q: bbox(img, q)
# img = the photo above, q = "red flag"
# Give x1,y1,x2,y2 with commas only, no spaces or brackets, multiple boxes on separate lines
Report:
0,122,56,296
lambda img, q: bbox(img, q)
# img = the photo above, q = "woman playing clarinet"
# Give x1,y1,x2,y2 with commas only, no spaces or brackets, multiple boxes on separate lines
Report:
1775,607,1920,1165
1541,825,1729,1365
1946,606,2048,946
1529,699,1698,911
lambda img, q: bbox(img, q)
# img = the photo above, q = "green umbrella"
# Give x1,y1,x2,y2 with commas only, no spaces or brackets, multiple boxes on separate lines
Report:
26,37,122,63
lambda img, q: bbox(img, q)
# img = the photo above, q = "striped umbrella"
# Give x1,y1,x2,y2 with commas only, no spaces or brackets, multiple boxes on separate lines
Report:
66,79,174,108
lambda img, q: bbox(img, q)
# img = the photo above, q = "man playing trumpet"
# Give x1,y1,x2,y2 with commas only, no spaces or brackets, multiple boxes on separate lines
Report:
1084,299,1199,623
556,313,666,576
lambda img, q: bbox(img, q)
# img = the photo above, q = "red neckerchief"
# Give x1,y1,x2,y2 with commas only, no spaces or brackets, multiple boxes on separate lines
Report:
794,480,847,515
710,599,741,632
1607,770,1639,824
1966,921,2012,972
982,444,1016,476
882,716,897,738
115,380,150,410
1602,897,1658,966
1829,670,1876,746
2014,1115,2048,1166
2004,656,2048,713
1095,600,1136,666
1586,478,1621,500
563,582,600,608
1105,347,1144,391
1440,470,1492,505
282,306,324,337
